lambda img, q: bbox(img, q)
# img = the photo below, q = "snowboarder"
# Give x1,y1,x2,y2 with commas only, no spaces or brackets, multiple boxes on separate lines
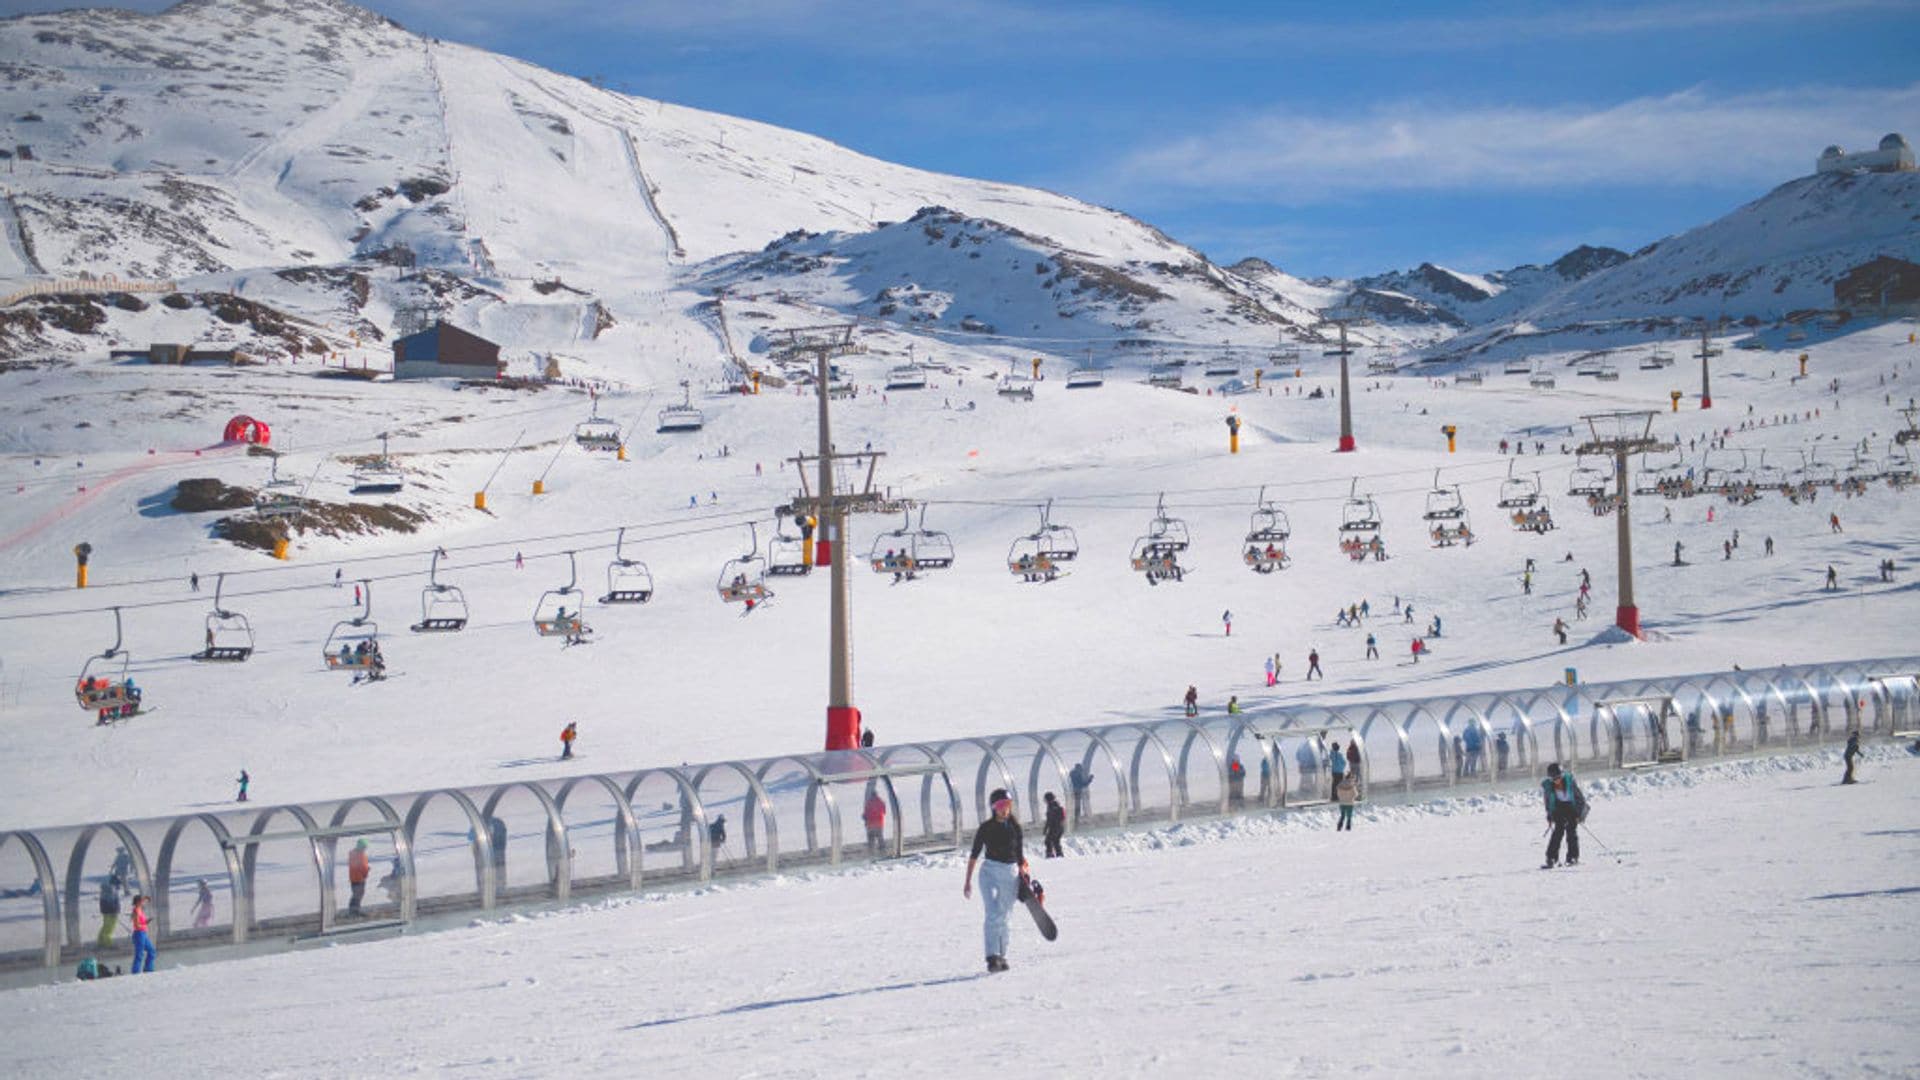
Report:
235,769,249,802
129,895,154,974
962,788,1028,973
1183,685,1199,717
863,786,888,854
1365,632,1378,660
1334,773,1358,831
1042,793,1065,858
1222,609,1232,637
1540,763,1588,868
1842,732,1861,784
346,839,371,916
560,722,578,760
1306,649,1322,680
1553,617,1568,645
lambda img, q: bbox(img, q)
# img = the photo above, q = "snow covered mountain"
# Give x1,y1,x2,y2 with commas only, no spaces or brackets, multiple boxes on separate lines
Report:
0,0,1330,370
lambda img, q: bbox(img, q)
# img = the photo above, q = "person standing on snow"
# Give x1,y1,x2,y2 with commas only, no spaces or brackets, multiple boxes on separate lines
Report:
1541,763,1588,868
129,895,155,974
1068,761,1092,824
1554,617,1568,645
1306,649,1323,680
1222,609,1232,637
1842,732,1862,785
1365,632,1378,660
863,786,888,854
1264,655,1276,687
560,722,578,760
1327,740,1349,796
1825,565,1839,591
235,769,249,803
346,839,371,916
1042,793,1065,858
1334,772,1359,831
1346,740,1362,784
96,878,119,948
962,788,1028,973
1183,685,1199,717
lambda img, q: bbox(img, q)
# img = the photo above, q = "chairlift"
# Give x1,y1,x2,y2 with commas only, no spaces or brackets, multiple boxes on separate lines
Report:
574,398,623,452
194,573,255,661
1509,491,1556,534
323,581,385,672
1064,366,1105,389
719,522,773,604
658,382,705,433
1895,406,1918,446
1752,451,1788,492
1339,480,1380,534
1528,369,1556,390
766,515,813,578
1567,456,1611,497
1146,494,1190,551
1242,489,1291,574
349,433,404,495
1453,369,1483,385
75,607,145,719
1503,358,1532,375
1204,356,1241,378
1884,444,1916,488
596,527,657,602
1700,448,1744,493
1594,363,1620,382
254,455,301,518
411,548,470,632
1633,446,1683,495
533,552,591,639
869,505,956,581
1129,537,1185,584
1498,462,1542,508
1008,500,1078,582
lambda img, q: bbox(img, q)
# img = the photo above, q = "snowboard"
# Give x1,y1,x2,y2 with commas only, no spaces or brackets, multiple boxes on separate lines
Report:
1019,874,1057,941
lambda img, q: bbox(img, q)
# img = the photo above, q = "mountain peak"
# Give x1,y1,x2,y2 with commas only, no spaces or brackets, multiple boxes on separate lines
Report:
1548,244,1629,281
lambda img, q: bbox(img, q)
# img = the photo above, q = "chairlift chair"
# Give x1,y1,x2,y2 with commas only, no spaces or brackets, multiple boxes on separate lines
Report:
658,382,705,433
349,433,404,495
1510,491,1557,534
598,528,657,601
1008,501,1077,581
1129,536,1185,584
533,552,591,638
411,549,470,632
1567,456,1611,498
1145,494,1191,552
574,400,623,452
194,574,255,661
1422,471,1465,521
1338,480,1381,533
719,522,773,604
885,365,928,391
1497,462,1542,509
1503,358,1532,375
1064,366,1105,389
254,456,302,518
1529,370,1556,390
323,582,385,672
868,506,955,582
766,517,813,578
75,607,145,718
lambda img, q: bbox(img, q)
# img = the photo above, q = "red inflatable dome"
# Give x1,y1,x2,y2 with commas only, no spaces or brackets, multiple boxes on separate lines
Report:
222,415,271,445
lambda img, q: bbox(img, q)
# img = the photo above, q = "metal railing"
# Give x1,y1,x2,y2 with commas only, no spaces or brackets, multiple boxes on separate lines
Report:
1,657,1912,972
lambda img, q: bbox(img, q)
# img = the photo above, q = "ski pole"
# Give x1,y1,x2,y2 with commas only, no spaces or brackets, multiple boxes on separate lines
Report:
1578,823,1619,859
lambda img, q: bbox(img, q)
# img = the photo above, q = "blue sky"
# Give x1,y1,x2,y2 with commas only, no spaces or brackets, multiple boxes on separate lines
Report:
11,0,1919,277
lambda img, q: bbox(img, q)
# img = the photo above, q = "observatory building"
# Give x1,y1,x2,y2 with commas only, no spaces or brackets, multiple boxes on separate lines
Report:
1817,133,1915,175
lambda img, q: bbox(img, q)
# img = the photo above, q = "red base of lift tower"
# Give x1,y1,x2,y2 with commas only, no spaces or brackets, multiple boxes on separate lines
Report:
826,704,863,751
1336,435,1356,453
1699,395,1712,409
1615,605,1641,639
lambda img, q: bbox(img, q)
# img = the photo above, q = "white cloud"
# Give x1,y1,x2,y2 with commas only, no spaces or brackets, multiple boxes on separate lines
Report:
1100,83,1920,202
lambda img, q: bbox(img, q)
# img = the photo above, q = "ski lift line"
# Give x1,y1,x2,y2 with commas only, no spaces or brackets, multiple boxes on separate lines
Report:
478,429,527,495
0,514,784,621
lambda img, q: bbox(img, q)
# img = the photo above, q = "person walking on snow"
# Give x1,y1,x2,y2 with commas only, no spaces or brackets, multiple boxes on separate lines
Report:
1222,609,1232,637
1674,540,1685,566
1764,536,1774,557
1522,570,1532,595
1830,512,1842,533
1183,685,1199,717
1346,740,1362,783
1540,763,1588,869
191,880,214,930
1842,732,1861,785
1365,632,1379,660
1272,653,1283,684
346,839,371,917
1411,637,1424,663
129,895,155,974
962,789,1028,973
1554,617,1568,645
1334,772,1359,831
1264,655,1276,687
1306,649,1323,680
1825,565,1839,591
560,722,578,760
1042,792,1065,858
235,769,249,803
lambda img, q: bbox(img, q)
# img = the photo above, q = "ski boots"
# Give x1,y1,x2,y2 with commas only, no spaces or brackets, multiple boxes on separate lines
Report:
986,955,1008,973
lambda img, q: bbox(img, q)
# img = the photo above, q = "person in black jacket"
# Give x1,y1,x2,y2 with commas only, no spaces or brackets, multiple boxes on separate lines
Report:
962,788,1028,972
1842,732,1861,784
1541,763,1588,868
1042,792,1065,858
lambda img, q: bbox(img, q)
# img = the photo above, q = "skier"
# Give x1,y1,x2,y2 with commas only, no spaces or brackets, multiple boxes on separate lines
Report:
1222,609,1232,637
1334,772,1358,831
1553,617,1568,645
1825,565,1839,591
1327,740,1349,795
1183,685,1199,717
346,839,371,916
1830,512,1842,533
1765,536,1774,557
1674,540,1685,566
1042,793,1065,858
1579,568,1590,589
1410,637,1423,663
1306,649,1322,680
961,788,1028,973
1522,570,1532,595
1068,761,1092,825
96,878,119,948
560,722,578,760
1365,632,1378,660
863,786,888,854
189,572,199,592
1842,731,1861,785
129,894,155,974
1264,655,1276,687
1226,695,1242,716
1404,603,1414,624
1429,614,1443,638
1575,594,1589,620
235,769,249,803
1540,763,1588,868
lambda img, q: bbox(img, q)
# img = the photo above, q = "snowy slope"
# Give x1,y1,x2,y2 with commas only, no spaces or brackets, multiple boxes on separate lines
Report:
2,749,1913,1077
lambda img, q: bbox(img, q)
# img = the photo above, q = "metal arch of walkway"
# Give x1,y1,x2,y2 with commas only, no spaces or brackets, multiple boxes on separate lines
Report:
2,657,1914,974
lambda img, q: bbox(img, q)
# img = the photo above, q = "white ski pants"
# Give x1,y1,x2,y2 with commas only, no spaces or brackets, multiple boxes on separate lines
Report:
979,859,1018,959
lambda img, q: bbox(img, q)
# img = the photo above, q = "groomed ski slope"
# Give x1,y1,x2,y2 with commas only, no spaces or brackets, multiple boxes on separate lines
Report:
0,323,1917,826
1,747,1912,1078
